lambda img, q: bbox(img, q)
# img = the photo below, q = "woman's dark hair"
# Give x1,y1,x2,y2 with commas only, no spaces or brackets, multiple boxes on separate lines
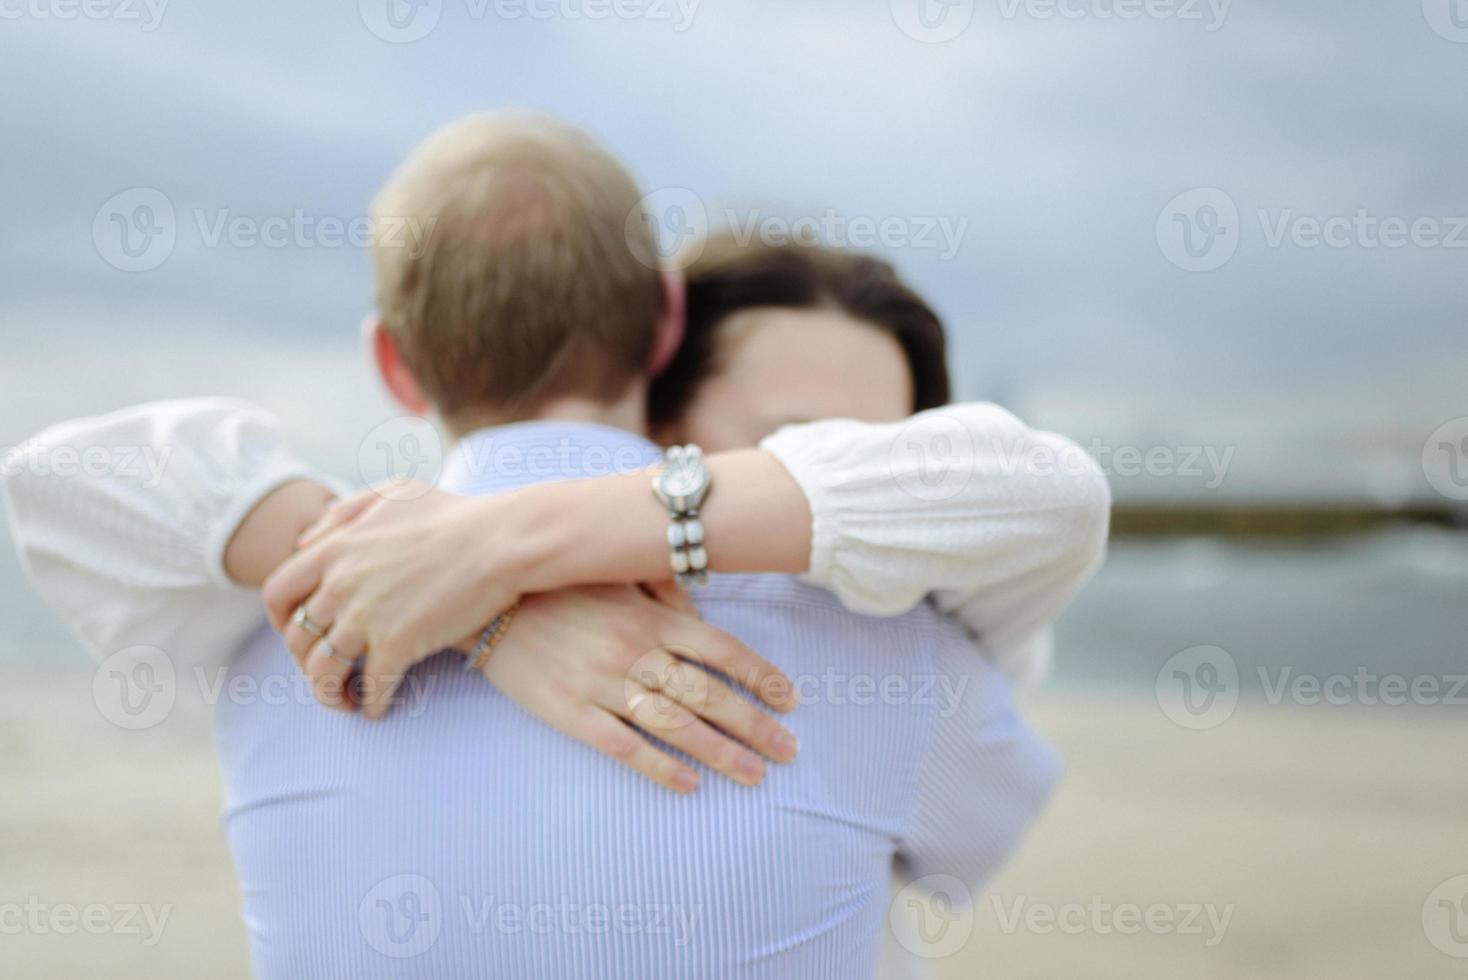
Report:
648,233,951,428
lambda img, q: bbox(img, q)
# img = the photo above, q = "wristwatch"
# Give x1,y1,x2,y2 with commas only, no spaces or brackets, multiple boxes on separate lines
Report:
651,444,712,585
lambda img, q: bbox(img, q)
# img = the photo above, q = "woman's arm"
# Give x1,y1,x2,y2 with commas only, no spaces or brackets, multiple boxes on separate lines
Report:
265,402,1110,699
762,402,1112,683
2,400,797,790
0,399,329,667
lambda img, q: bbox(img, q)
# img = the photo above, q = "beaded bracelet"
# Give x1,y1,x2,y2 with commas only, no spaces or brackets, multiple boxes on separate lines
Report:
465,603,519,672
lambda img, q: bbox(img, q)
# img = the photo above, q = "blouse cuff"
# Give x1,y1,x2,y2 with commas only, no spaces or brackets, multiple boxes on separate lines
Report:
759,420,859,596
203,456,327,590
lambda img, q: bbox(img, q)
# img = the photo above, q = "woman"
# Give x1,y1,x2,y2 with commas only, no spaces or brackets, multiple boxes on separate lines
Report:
5,234,1110,793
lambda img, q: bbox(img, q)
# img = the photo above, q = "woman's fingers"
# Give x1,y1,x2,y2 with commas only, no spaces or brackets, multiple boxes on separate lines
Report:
296,490,378,550
262,540,330,633
358,644,414,722
642,579,699,618
577,706,700,794
619,683,769,787
303,618,365,712
659,617,798,714
625,648,798,767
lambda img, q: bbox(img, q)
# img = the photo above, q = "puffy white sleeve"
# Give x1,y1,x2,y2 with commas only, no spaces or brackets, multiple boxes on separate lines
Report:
759,402,1111,684
0,398,324,667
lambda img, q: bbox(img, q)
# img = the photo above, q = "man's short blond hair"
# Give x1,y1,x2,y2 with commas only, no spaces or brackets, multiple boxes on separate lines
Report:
370,111,662,426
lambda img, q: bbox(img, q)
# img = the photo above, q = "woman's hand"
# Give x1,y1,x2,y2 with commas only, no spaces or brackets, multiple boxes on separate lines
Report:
477,584,798,793
263,483,524,717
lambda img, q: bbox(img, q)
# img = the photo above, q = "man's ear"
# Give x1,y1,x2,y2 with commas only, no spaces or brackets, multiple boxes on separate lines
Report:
365,315,431,415
648,269,686,378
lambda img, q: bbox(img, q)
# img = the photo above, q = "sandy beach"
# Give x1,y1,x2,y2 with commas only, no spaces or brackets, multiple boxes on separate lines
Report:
2,670,1464,979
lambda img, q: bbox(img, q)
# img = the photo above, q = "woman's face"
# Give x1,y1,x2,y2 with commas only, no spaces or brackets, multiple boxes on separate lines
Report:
670,306,914,452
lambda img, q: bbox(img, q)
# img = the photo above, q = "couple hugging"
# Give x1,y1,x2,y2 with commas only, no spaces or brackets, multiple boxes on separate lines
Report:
4,110,1110,978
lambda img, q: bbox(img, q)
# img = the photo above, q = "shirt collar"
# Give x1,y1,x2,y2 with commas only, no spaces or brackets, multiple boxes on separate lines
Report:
439,420,661,497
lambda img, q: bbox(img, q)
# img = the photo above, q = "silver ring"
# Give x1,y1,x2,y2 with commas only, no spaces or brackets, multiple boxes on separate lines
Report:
317,636,355,667
293,604,327,638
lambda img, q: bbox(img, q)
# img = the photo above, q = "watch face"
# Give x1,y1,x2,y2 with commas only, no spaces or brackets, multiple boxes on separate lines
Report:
662,466,703,498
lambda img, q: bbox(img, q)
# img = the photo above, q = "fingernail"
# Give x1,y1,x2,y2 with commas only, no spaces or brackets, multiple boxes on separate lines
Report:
735,751,764,783
773,731,798,762
673,769,699,793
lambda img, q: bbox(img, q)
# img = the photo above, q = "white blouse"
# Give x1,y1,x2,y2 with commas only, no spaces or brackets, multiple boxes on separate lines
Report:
1,399,1109,683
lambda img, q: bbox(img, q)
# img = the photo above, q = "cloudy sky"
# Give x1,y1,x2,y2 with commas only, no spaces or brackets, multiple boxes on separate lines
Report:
2,0,1465,505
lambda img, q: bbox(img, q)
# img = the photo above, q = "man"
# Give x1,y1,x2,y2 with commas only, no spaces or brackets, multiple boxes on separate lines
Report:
5,112,1064,977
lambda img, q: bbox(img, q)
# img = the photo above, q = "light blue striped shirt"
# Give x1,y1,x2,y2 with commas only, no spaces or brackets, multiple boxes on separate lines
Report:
214,422,1059,979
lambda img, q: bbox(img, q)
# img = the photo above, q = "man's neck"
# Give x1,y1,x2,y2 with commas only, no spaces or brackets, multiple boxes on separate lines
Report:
446,385,648,441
